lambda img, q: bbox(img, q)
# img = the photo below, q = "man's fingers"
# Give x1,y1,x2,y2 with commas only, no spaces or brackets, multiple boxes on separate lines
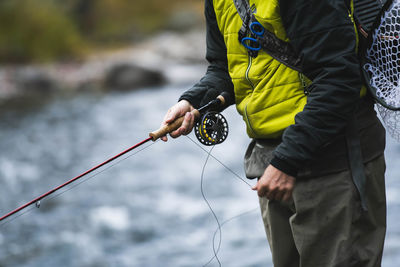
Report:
163,105,183,125
257,183,268,198
282,190,293,202
164,109,179,124
273,191,285,202
170,112,194,138
252,180,270,198
159,100,195,142
266,186,277,200
165,100,194,124
253,165,296,201
180,113,192,135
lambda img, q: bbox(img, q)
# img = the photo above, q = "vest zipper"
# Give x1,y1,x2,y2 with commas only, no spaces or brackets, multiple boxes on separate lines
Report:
348,0,359,54
349,0,366,96
244,54,257,136
245,54,255,89
244,104,257,136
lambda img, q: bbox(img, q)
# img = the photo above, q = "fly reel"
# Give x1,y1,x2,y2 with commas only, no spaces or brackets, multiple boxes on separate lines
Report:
194,112,229,146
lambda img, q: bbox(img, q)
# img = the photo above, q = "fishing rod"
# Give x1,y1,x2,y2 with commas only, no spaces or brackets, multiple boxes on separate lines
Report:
0,93,231,222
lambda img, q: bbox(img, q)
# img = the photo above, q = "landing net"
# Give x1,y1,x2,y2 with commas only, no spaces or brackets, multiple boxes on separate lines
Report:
364,0,400,141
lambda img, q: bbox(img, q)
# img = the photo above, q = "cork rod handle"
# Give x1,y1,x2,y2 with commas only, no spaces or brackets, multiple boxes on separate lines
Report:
149,109,200,141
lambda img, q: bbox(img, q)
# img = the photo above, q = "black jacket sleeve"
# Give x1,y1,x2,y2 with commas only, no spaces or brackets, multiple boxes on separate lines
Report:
271,0,363,177
179,0,235,109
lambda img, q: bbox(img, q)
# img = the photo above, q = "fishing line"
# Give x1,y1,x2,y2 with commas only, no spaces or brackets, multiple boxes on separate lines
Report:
199,145,222,267
0,203,39,228
187,135,257,266
186,136,252,188
203,207,259,267
0,94,231,222
1,89,257,266
45,141,157,204
1,130,258,267
0,141,157,227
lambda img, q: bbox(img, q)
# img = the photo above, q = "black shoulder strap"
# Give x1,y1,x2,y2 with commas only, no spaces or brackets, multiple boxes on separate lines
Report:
353,0,389,64
233,0,302,71
353,0,387,38
233,0,252,41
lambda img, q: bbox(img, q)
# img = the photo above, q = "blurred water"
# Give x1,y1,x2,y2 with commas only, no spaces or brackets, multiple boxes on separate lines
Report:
0,84,399,267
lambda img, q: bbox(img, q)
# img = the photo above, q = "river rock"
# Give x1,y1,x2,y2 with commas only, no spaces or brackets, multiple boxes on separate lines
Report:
14,68,56,94
104,63,165,91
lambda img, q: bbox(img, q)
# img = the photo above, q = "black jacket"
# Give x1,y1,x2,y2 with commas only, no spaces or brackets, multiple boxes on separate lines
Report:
180,0,385,177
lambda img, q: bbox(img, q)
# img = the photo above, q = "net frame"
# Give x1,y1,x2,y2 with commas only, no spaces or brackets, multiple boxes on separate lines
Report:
364,0,400,110
363,0,400,141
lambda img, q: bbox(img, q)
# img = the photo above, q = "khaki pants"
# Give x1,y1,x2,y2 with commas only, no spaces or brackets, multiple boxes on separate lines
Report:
245,141,387,267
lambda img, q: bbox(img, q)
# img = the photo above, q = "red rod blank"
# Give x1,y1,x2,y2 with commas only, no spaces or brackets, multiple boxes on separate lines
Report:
0,137,153,222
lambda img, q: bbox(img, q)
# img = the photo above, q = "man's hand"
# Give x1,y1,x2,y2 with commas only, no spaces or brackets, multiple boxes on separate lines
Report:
160,100,196,142
252,165,295,202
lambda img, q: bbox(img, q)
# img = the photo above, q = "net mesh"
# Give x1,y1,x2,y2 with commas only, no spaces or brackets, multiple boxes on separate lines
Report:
364,0,400,141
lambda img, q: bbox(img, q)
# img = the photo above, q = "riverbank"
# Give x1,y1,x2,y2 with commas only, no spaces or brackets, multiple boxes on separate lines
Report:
0,29,207,107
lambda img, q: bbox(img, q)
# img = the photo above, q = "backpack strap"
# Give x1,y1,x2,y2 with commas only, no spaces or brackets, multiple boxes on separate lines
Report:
233,0,252,42
233,0,302,71
353,0,386,38
346,112,368,211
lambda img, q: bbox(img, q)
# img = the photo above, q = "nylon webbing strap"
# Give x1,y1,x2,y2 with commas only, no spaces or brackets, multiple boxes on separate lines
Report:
234,0,251,40
232,0,302,71
354,0,386,36
346,114,368,211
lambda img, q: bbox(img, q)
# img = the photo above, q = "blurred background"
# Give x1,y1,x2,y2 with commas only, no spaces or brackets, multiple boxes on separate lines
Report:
0,1,399,267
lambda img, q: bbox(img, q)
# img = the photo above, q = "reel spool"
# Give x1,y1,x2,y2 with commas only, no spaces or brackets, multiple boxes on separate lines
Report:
194,112,229,146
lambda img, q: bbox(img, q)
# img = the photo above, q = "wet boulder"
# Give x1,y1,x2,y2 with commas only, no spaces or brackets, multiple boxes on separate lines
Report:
15,68,56,94
104,63,166,91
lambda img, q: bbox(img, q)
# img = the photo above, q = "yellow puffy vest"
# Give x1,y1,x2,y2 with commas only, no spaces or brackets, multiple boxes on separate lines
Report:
212,0,308,138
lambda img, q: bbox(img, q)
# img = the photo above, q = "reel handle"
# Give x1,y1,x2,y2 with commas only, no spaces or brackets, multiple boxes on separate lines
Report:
149,109,200,141
217,95,226,106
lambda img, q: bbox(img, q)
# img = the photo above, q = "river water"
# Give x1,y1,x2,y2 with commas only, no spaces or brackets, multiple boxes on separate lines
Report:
0,70,399,266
